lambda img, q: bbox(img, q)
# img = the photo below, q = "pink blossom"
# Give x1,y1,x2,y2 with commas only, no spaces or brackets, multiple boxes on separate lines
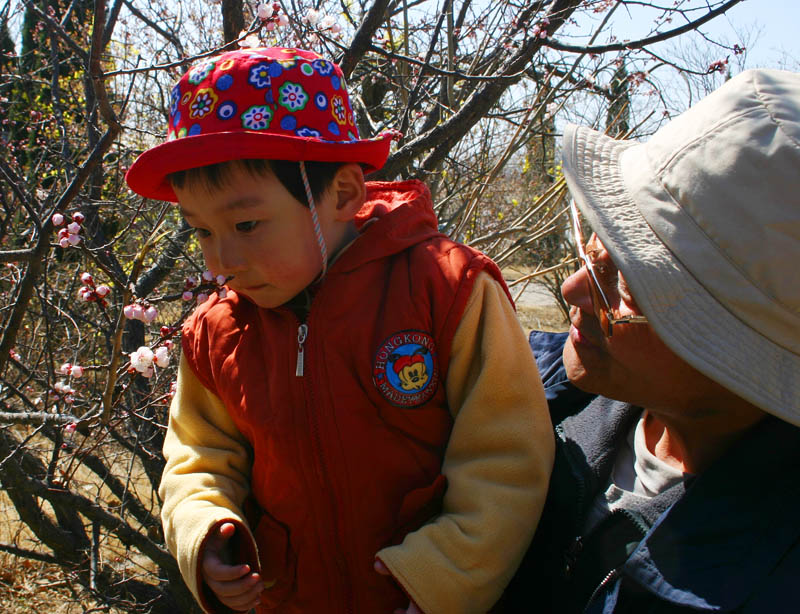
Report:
130,346,154,373
54,380,74,395
196,292,209,305
215,274,226,285
218,288,228,299
305,9,320,24
277,13,289,27
182,290,193,301
59,362,72,375
143,305,158,323
64,422,77,434
67,222,81,234
59,238,70,248
72,212,85,224
95,285,110,297
80,272,93,285
123,304,136,319
239,33,260,48
52,213,64,226
154,346,170,368
67,233,81,246
257,3,274,19
70,365,84,378
202,270,214,282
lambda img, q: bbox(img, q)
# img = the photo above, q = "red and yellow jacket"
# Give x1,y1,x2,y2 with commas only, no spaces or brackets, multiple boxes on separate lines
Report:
160,181,554,613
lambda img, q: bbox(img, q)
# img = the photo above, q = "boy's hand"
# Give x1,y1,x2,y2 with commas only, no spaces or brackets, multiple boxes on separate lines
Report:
202,522,265,612
374,559,424,614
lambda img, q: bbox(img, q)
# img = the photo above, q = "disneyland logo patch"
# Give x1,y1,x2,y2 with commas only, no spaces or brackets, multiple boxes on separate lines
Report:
373,330,439,408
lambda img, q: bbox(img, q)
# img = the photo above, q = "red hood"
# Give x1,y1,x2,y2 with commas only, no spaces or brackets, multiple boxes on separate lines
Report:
334,180,441,273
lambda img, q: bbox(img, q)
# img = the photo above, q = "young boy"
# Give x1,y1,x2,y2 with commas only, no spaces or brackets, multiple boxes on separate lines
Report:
126,47,554,614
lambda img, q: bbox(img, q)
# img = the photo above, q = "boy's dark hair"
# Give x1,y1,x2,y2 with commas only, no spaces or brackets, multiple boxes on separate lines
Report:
168,159,343,207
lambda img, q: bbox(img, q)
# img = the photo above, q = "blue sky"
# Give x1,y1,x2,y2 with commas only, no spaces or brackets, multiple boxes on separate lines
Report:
628,0,800,70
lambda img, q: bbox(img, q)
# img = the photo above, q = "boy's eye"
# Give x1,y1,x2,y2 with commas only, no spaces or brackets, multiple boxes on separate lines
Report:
235,220,259,233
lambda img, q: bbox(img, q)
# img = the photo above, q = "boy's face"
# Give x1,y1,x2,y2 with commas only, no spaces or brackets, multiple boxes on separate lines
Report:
175,164,335,309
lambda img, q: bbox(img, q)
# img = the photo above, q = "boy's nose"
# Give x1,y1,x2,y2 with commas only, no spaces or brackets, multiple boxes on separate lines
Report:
561,267,594,314
213,239,248,276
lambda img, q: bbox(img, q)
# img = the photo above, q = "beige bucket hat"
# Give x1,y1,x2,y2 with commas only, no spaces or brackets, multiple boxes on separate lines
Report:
561,69,800,424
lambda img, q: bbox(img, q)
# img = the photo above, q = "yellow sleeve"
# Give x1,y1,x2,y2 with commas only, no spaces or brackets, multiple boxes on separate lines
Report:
376,271,555,614
159,354,256,613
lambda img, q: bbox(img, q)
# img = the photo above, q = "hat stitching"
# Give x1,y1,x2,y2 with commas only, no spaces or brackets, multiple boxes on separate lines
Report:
752,75,800,153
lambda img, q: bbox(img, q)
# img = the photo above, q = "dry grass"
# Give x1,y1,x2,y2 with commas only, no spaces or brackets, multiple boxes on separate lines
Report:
516,303,568,333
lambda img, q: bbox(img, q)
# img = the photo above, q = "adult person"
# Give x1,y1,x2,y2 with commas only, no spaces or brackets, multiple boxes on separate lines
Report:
500,68,800,613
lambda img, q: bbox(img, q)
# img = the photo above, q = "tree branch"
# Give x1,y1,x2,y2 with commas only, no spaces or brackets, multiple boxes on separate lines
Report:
544,0,745,54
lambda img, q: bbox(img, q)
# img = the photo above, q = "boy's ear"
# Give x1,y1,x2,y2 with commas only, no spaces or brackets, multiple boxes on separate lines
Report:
331,163,366,221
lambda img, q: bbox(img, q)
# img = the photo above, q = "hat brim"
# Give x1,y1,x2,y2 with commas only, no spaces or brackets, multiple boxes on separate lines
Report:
126,131,392,202
561,123,800,424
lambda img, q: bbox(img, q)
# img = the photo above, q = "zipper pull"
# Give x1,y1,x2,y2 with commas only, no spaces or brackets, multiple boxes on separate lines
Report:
295,324,308,377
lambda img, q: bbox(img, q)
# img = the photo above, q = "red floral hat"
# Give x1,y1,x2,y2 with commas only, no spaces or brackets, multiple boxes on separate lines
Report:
126,47,393,202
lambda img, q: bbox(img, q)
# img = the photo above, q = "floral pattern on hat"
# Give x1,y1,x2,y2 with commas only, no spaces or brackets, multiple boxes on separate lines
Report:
331,95,346,125
249,63,272,89
279,82,308,112
241,105,273,130
164,47,365,145
312,59,334,76
187,61,215,85
170,85,180,115
190,89,218,119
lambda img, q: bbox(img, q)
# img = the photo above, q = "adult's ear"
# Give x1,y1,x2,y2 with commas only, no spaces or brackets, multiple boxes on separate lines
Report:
331,163,366,221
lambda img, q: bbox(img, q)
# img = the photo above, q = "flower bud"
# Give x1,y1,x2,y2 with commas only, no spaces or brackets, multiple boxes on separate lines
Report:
80,272,93,285
67,222,81,234
52,213,64,226
182,290,193,301
72,212,85,224
70,365,84,378
144,305,158,323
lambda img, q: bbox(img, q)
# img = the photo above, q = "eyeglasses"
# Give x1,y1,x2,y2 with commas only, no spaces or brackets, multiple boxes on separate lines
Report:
569,200,648,337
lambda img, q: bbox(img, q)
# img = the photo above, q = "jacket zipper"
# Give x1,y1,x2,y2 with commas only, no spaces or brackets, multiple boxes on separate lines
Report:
295,323,308,376
293,314,355,614
585,568,620,611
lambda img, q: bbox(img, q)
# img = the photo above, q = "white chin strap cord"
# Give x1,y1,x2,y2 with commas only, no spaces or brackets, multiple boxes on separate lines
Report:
299,160,328,278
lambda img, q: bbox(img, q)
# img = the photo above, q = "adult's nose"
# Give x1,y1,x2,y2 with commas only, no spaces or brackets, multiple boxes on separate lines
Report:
561,266,594,314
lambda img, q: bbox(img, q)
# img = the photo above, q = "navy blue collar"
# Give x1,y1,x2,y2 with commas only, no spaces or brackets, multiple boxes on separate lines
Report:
622,415,800,611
